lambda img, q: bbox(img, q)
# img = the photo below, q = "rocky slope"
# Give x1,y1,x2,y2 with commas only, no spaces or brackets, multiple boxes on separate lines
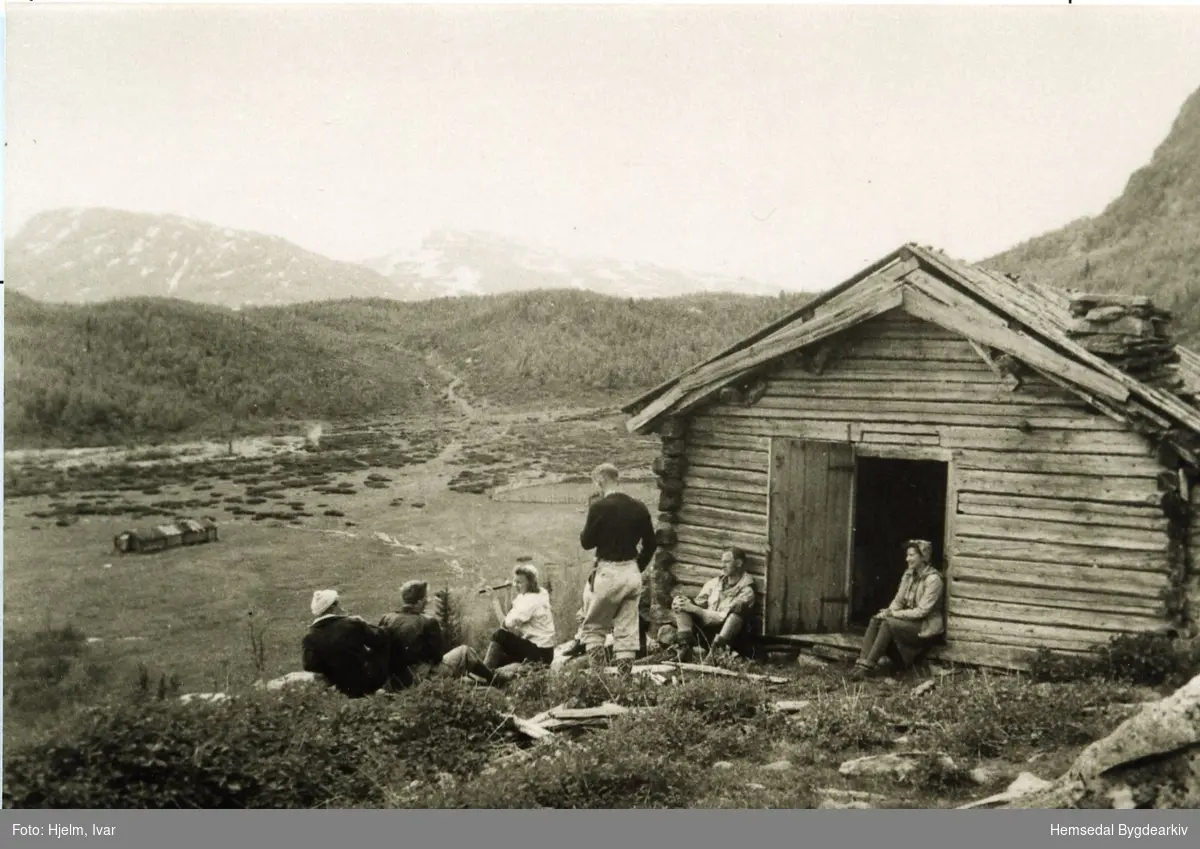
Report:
989,85,1200,345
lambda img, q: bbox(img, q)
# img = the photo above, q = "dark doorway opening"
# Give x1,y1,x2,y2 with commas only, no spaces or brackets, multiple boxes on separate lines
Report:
849,457,948,630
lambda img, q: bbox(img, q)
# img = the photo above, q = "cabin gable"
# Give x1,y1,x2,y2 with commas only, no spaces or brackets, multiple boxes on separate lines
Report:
652,308,1180,670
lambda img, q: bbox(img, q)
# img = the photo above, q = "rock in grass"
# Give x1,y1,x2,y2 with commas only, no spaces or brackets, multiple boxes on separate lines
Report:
970,767,999,786
838,751,957,782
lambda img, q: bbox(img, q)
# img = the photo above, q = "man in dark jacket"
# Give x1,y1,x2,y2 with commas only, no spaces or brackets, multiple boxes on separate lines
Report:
379,580,495,687
578,463,657,673
301,590,392,698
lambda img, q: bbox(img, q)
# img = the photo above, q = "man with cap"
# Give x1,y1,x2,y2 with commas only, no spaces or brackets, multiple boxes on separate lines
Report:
301,590,391,698
379,579,496,686
578,462,657,673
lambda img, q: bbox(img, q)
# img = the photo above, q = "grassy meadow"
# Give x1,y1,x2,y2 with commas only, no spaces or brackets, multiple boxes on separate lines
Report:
4,404,1195,809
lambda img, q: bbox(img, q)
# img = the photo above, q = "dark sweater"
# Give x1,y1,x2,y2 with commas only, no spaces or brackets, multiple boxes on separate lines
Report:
301,615,391,698
380,609,446,666
580,491,657,570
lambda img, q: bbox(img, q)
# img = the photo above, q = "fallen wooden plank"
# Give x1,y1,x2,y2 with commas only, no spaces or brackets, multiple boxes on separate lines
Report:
548,702,631,721
629,664,678,677
528,702,570,726
507,715,554,740
663,661,789,685
773,700,812,713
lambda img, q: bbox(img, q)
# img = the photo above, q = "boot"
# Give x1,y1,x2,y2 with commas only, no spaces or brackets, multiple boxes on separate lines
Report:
613,653,636,677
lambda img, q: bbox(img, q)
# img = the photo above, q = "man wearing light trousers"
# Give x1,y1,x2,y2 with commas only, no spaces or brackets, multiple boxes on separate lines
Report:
578,463,657,674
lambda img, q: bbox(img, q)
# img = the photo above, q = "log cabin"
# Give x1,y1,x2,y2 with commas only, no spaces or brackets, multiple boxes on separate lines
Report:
623,244,1200,670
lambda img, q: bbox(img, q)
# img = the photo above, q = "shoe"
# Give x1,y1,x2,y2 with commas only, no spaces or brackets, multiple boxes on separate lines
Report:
560,639,586,658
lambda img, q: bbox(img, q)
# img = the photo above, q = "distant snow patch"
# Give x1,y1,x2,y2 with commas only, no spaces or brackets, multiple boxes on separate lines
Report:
166,257,191,292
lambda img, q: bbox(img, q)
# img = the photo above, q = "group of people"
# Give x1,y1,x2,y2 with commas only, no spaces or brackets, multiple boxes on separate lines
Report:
300,460,947,699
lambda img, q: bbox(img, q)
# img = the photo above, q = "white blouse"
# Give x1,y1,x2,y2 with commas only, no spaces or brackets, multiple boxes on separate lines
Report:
503,588,557,648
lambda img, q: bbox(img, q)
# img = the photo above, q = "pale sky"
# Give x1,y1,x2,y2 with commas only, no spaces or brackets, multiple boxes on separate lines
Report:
6,2,1200,290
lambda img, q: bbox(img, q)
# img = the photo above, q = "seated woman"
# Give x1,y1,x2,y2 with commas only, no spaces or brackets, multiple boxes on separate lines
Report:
482,564,558,671
851,539,945,679
669,546,757,663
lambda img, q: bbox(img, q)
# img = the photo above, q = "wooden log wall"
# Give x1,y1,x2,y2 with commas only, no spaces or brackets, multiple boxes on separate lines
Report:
656,310,1180,667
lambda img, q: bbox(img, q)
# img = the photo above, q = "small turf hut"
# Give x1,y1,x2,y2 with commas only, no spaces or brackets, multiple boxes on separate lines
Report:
114,517,219,554
624,244,1200,670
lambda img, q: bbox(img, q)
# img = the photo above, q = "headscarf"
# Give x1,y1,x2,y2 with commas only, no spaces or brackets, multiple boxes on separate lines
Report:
905,539,934,569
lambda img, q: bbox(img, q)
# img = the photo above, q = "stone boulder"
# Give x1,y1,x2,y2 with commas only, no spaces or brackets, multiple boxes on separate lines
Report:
999,673,1200,809
839,751,958,782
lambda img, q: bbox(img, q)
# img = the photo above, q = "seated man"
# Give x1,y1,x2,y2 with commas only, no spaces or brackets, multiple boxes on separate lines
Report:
557,564,597,660
379,580,496,687
301,589,391,698
669,546,757,663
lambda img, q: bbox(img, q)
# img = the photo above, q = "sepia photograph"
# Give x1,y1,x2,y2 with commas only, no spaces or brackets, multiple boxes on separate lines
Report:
3,0,1200,828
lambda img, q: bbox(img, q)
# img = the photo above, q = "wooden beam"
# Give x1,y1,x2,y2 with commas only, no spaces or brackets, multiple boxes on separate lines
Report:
909,246,1200,436
628,283,905,432
901,286,1129,403
620,252,917,416
967,340,1022,391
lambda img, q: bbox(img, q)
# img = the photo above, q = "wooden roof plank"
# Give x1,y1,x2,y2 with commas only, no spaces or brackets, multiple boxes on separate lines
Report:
619,250,916,416
900,286,1129,402
627,284,904,433
910,245,1200,433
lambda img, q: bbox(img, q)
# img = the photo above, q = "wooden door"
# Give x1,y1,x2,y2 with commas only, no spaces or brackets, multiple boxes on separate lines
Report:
767,439,856,634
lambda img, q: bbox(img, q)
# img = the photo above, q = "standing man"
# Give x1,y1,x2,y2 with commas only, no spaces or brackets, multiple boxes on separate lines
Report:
578,463,657,673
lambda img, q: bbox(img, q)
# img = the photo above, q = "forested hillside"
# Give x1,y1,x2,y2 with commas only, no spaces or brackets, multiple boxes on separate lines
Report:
4,289,810,446
2,292,440,446
275,289,811,402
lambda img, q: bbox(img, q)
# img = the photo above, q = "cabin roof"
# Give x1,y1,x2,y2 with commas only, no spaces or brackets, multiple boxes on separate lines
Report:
622,244,1200,463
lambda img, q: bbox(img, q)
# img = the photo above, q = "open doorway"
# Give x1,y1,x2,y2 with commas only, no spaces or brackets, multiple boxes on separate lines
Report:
849,457,948,631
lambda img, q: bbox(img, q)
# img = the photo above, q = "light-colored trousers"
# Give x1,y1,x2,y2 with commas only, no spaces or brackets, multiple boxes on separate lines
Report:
579,559,642,658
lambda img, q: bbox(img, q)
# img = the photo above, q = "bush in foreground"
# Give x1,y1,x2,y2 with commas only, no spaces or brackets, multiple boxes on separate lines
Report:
3,679,508,809
1028,633,1200,689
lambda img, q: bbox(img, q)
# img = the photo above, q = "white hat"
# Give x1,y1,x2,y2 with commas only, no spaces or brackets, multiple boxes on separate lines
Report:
311,589,339,617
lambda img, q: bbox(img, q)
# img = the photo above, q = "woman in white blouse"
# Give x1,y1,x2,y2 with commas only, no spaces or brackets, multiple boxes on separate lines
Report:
482,564,558,671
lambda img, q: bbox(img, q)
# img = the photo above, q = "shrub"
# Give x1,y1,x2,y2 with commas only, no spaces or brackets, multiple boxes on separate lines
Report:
1029,634,1200,688
421,715,705,809
4,626,113,718
657,677,767,725
788,689,896,752
1096,634,1199,688
908,673,1128,759
3,679,509,809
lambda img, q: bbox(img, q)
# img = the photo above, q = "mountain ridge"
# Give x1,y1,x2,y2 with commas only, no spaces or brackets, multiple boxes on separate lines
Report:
987,85,1200,345
6,207,786,307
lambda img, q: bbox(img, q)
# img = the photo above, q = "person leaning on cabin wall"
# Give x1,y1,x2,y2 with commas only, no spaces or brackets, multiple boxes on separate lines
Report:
578,462,657,674
851,539,945,679
480,564,558,676
301,590,392,698
378,580,498,687
669,546,757,663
